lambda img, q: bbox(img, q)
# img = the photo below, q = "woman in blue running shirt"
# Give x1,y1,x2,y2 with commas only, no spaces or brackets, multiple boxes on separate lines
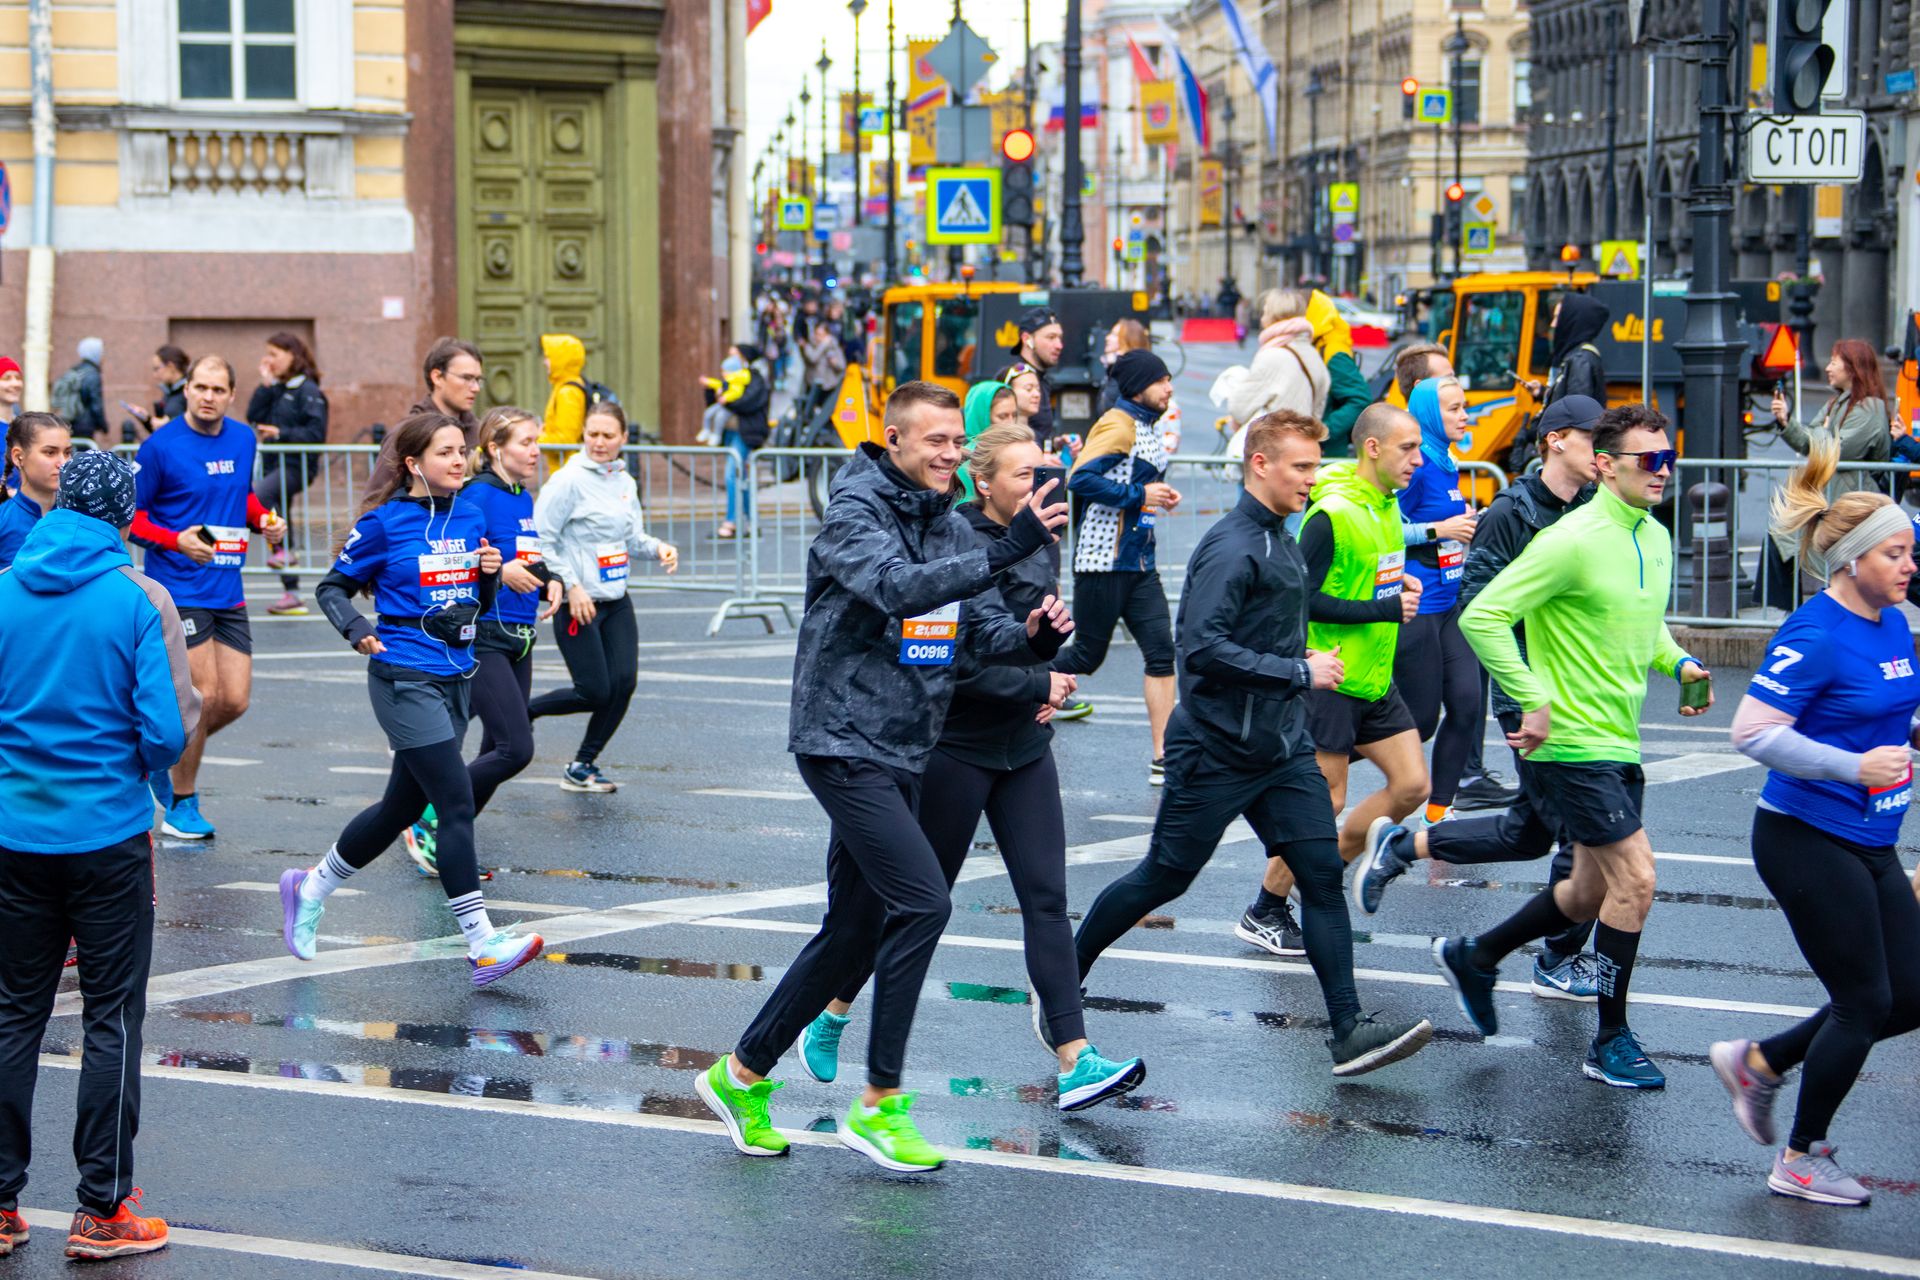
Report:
1711,438,1920,1207
279,411,545,988
402,407,561,875
0,414,72,568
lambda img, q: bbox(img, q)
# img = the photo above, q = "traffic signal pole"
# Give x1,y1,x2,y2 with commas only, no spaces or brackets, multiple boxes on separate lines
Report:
1060,0,1086,286
1674,0,1745,461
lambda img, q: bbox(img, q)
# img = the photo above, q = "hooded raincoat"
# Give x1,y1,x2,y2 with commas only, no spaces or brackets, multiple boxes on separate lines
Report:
539,334,590,470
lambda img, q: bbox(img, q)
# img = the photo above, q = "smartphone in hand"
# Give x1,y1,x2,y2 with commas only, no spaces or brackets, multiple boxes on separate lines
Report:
1032,465,1067,506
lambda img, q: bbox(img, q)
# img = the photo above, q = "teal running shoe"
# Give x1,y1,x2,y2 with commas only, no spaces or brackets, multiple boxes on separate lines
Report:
468,929,544,988
800,1009,849,1083
840,1093,943,1172
1056,1045,1146,1112
1583,1027,1666,1089
403,814,439,877
278,869,323,961
161,794,214,840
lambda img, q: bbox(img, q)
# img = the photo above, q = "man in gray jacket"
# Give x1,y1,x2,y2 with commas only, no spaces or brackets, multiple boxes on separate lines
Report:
698,381,1072,1173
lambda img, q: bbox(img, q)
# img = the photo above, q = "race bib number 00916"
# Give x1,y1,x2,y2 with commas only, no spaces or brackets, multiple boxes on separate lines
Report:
900,602,960,666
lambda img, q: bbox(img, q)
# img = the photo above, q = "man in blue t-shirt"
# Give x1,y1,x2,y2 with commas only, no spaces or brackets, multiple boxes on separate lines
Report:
132,355,284,841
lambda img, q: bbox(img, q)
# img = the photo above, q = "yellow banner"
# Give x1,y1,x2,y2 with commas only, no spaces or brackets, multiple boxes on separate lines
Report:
981,87,1029,152
839,92,871,155
1140,81,1179,146
1199,158,1224,228
870,159,892,195
787,158,814,195
907,37,948,170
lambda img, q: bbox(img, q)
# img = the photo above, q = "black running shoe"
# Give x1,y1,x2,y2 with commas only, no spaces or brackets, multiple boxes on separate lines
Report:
1235,901,1305,956
1454,771,1521,812
1432,936,1499,1035
1328,1013,1435,1077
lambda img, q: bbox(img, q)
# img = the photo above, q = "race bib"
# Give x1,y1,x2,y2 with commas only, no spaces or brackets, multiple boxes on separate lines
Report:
181,615,198,637
418,551,479,588
900,602,960,666
596,543,629,584
1438,539,1466,583
1373,549,1405,601
514,536,542,564
1867,764,1912,818
1137,508,1158,529
206,524,249,568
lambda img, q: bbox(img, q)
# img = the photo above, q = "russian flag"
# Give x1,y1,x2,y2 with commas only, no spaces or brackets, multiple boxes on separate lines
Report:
1164,30,1210,153
1043,71,1101,131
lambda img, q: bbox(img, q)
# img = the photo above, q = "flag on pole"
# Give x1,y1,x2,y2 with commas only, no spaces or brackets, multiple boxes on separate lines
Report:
1126,32,1159,85
1162,26,1211,153
1218,0,1278,150
746,0,772,36
1044,70,1101,131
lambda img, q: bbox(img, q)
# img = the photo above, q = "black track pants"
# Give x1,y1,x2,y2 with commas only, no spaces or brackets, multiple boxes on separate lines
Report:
468,649,535,814
1393,606,1483,806
530,592,638,766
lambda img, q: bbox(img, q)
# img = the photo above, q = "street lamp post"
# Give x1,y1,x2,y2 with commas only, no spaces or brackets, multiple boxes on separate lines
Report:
1603,5,1620,241
1304,69,1323,287
885,0,898,285
1060,0,1086,286
1221,95,1236,302
849,0,866,228
798,88,812,277
818,43,832,268
1446,19,1467,277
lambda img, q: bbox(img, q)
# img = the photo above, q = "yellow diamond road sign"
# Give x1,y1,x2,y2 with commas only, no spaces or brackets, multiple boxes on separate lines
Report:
1470,193,1496,221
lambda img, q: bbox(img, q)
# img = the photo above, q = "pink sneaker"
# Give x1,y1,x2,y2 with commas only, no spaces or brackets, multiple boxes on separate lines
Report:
267,591,308,616
266,546,294,570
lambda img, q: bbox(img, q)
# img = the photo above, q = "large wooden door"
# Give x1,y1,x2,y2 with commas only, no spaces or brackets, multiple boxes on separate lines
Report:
467,85,610,413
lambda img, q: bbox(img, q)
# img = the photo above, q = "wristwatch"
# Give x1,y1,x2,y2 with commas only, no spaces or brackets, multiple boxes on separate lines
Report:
1424,524,1438,543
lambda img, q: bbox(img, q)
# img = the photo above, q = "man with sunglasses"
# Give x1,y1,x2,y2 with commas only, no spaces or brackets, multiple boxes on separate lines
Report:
1011,308,1065,447
1430,404,1712,1089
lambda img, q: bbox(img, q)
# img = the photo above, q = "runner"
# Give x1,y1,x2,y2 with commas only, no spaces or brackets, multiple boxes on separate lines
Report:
1429,404,1711,1087
1237,403,1426,956
285,411,544,986
528,402,678,792
1052,350,1181,781
1354,395,1603,1002
403,407,562,876
1391,376,1481,825
0,414,72,569
696,381,1073,1173
1709,438,1919,1206
130,356,287,841
794,422,1145,1112
1073,410,1434,1076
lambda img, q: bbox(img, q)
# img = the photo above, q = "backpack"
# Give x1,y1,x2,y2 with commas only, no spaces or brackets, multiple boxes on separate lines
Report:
51,363,88,424
569,378,619,410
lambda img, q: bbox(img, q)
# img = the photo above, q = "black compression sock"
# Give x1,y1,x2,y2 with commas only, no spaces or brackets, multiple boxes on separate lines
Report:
175,792,195,803
1254,887,1290,914
1470,889,1577,970
1593,923,1641,1034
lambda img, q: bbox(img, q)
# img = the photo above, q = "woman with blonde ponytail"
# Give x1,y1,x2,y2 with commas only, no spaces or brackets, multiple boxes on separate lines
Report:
1711,434,1920,1206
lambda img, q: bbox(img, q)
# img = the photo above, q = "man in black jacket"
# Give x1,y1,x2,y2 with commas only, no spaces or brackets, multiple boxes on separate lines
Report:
699,381,1074,1172
1073,409,1435,1078
1523,294,1609,406
1353,394,1605,1000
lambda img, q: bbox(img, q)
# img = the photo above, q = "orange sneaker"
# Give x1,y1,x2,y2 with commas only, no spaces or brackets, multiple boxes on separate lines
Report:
0,1206,27,1255
66,1189,168,1259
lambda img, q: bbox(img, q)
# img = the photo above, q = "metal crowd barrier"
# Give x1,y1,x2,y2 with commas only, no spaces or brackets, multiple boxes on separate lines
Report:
1656,455,1914,628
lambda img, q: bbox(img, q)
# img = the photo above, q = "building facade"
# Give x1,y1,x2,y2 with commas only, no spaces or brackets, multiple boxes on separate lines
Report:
0,0,745,443
1526,0,1905,354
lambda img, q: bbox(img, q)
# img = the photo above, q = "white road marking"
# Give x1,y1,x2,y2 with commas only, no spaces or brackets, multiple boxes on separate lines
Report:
1641,752,1759,784
638,670,792,687
691,787,812,800
16,1205,600,1280
328,765,391,776
200,756,261,767
41,1058,1920,1279
214,882,575,914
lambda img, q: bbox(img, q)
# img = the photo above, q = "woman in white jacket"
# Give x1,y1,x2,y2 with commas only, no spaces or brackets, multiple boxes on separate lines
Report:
529,404,678,792
1224,288,1331,431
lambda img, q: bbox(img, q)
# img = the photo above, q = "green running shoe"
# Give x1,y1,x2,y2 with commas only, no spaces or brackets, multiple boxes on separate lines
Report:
1057,1044,1146,1112
800,1009,849,1083
403,812,439,877
840,1093,944,1172
695,1059,790,1157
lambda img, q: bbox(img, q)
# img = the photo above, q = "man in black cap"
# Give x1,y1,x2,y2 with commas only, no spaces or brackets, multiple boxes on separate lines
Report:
1010,307,1065,447
1055,349,1182,783
1352,393,1606,1001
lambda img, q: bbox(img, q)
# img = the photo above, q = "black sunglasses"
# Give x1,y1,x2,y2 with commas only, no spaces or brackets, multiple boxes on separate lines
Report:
1597,448,1676,474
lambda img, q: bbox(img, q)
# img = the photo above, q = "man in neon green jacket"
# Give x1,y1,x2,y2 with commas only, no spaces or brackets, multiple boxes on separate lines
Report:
1421,404,1711,1090
1236,403,1428,958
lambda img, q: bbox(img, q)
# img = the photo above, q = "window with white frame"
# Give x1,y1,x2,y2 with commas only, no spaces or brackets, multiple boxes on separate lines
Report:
178,0,297,102
1513,58,1532,124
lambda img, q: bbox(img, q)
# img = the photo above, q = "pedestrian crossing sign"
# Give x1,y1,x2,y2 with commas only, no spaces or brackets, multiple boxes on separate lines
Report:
1416,89,1451,125
1463,222,1495,256
777,197,812,231
926,167,1002,245
1599,239,1640,279
1328,183,1359,214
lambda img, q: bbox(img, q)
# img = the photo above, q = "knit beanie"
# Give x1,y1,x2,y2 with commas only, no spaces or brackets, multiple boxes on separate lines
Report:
55,448,137,530
1114,349,1171,400
77,337,104,365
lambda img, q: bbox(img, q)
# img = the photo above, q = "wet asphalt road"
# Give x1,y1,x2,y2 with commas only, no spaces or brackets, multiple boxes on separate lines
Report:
8,564,1918,1280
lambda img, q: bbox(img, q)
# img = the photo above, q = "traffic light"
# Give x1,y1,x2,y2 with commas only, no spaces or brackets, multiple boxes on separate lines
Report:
1401,77,1419,120
1001,128,1036,228
1112,237,1125,256
1769,0,1835,114
1445,181,1465,204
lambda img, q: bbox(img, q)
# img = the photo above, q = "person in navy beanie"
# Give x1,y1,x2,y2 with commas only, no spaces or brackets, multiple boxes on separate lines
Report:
0,447,200,1260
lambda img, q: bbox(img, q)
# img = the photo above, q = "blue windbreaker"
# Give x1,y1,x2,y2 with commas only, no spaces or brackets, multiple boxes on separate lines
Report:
0,491,44,568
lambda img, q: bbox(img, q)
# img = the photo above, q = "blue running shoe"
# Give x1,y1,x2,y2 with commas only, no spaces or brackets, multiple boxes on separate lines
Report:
1583,1027,1665,1089
1432,936,1499,1035
469,929,544,988
800,1009,849,1083
1531,951,1600,1002
161,794,214,840
278,869,323,961
1351,817,1413,916
403,820,438,877
1057,1045,1146,1111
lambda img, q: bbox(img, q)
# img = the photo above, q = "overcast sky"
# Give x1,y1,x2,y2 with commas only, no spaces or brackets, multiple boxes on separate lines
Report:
746,0,1069,173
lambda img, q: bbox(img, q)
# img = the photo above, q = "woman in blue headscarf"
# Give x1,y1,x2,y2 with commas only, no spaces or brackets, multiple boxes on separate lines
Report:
1391,376,1485,825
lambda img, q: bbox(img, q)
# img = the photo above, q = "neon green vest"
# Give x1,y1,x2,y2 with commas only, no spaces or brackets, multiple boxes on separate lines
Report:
1304,464,1406,701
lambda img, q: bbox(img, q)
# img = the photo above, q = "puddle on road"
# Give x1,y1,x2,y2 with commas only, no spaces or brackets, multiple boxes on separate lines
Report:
489,866,746,891
169,1010,720,1071
541,951,766,981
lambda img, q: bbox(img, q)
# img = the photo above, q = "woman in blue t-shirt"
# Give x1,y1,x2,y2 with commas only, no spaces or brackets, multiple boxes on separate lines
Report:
278,411,544,988
1713,438,1920,1207
1392,376,1484,823
402,407,561,876
0,413,72,568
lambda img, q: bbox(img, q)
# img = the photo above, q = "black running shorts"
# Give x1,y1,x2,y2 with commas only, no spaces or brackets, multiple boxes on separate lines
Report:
1305,684,1417,757
177,606,252,654
1524,760,1646,848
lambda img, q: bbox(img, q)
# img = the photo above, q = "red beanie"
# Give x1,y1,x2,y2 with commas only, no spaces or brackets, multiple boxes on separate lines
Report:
0,358,19,378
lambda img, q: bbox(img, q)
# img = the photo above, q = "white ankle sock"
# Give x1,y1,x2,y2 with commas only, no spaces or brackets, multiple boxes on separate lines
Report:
449,892,494,953
726,1058,754,1091
301,847,355,903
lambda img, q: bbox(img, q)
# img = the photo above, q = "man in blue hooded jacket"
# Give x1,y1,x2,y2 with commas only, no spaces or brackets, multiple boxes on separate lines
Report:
0,449,200,1260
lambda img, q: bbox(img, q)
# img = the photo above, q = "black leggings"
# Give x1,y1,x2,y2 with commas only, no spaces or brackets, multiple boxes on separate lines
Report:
337,738,482,898
469,649,535,813
529,592,638,766
1053,569,1175,678
835,747,1087,1047
1751,809,1920,1151
1392,606,1482,806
